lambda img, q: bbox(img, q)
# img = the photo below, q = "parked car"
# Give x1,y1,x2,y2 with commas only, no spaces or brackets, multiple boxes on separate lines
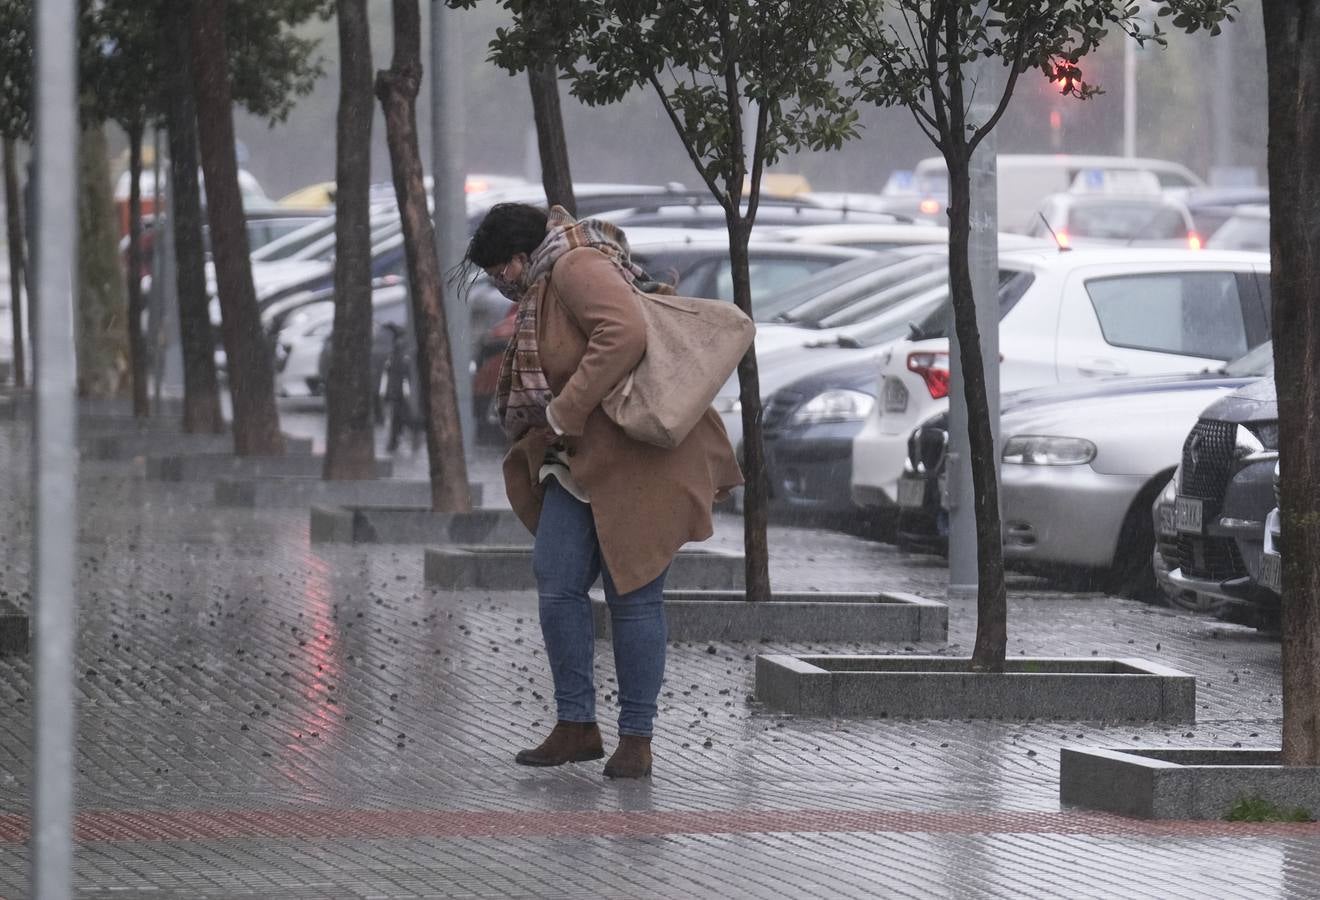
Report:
760,358,880,526
278,286,408,398
892,344,1273,597
599,199,908,229
1154,370,1279,626
1206,204,1270,252
851,247,1273,514
1179,187,1269,239
1028,191,1201,250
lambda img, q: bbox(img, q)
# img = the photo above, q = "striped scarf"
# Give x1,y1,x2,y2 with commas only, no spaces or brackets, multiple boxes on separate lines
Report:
496,206,646,441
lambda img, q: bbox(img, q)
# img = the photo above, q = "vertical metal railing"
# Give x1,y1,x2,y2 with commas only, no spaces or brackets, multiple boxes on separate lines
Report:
30,0,79,896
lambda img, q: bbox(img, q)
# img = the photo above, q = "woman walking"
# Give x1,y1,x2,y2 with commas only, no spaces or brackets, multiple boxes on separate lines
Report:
463,203,742,779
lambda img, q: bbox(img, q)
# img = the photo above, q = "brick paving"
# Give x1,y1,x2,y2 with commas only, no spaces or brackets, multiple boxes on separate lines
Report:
0,404,1314,898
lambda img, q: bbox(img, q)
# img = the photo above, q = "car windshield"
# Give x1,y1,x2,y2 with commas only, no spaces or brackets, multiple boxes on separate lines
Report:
770,252,943,326
754,252,900,322
1220,340,1274,376
900,270,1038,342
1068,201,1187,239
252,216,335,261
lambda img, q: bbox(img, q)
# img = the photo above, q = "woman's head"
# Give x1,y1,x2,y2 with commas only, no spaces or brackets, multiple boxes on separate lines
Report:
458,202,548,299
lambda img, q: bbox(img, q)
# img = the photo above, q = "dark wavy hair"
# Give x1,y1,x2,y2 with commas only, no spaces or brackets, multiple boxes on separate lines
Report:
450,203,549,294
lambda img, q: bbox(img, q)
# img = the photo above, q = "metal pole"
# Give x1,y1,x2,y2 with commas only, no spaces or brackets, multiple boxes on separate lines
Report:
431,1,473,459
1123,39,1137,159
946,64,1002,601
30,0,79,896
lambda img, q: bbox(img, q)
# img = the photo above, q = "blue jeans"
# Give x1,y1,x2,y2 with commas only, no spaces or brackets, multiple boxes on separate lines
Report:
532,479,668,737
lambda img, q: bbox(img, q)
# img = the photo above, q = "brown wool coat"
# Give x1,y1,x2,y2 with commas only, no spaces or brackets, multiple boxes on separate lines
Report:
502,246,744,594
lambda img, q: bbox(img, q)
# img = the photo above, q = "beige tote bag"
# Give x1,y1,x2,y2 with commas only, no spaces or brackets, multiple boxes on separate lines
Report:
602,288,756,449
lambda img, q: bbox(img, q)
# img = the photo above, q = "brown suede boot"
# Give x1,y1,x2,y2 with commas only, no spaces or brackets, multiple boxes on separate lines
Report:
603,734,652,779
514,721,604,767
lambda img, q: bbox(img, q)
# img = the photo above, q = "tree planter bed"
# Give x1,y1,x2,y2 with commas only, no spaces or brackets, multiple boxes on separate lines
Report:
310,505,525,545
83,431,313,461
593,590,947,643
1060,747,1320,820
424,546,744,591
0,599,28,655
756,655,1195,721
149,454,393,482
215,476,482,509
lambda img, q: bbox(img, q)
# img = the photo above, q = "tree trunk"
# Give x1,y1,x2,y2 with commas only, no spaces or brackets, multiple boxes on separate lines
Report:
323,0,377,480
191,0,284,455
375,0,471,512
76,122,129,398
3,138,24,388
162,1,223,434
945,150,1008,672
1264,0,1320,766
527,60,576,216
125,121,150,417
724,215,772,602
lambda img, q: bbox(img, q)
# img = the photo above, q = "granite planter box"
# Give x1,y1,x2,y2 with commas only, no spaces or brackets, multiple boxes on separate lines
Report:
593,590,947,644
149,454,393,482
216,477,481,509
310,505,526,545
425,546,744,592
83,431,313,461
756,655,1195,721
1060,747,1320,820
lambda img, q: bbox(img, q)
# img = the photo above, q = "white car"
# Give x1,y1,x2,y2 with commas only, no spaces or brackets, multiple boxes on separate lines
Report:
851,247,1273,512
1028,191,1201,250
766,223,1047,253
275,285,408,398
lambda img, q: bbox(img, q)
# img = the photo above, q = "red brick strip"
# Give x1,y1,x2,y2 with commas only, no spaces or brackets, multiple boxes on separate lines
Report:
0,808,1317,844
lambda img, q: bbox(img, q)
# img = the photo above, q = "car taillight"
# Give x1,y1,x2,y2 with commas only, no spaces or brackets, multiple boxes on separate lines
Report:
1188,231,1203,250
1055,229,1071,249
919,198,941,215
907,351,950,400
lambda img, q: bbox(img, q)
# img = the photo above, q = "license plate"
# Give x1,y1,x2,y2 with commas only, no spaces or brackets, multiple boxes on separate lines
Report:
882,378,908,413
1174,496,1203,534
897,476,926,508
1157,504,1176,537
1261,552,1282,594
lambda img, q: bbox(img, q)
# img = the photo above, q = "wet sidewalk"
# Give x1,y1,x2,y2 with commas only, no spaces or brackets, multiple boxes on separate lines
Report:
0,409,1315,898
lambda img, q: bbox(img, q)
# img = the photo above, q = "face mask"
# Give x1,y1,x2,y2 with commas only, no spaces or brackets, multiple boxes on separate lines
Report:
491,275,522,302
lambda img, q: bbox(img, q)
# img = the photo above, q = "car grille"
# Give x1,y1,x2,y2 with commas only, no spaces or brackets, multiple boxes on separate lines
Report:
1180,419,1236,502
762,390,804,435
1175,535,1246,582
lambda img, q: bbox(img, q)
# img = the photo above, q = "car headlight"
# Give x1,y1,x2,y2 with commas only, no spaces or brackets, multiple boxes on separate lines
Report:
712,397,742,415
789,389,875,426
1001,435,1096,466
1236,422,1279,461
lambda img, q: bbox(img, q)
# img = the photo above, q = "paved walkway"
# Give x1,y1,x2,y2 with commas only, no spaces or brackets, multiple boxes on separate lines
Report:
0,405,1314,898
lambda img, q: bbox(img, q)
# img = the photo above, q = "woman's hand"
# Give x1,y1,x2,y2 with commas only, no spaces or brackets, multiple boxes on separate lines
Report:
526,426,576,456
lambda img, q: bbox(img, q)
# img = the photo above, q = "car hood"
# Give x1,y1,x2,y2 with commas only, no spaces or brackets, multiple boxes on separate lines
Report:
1001,372,1254,414
1197,374,1278,425
769,358,882,400
1002,375,1255,477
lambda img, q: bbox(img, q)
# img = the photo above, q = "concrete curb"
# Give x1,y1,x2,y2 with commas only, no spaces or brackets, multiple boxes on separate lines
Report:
0,599,29,655
424,546,745,592
1059,747,1320,819
216,477,482,509
149,454,393,482
310,505,526,545
83,432,314,461
593,590,947,643
755,655,1195,721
